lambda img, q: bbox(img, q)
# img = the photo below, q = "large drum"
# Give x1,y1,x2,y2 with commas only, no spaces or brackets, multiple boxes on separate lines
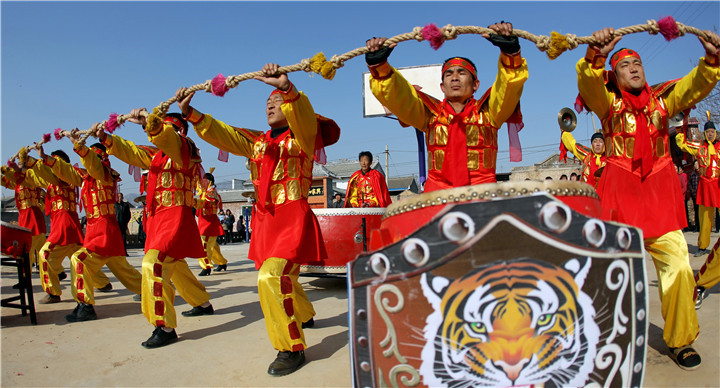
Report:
301,207,385,275
349,181,648,387
1,221,32,257
370,180,602,250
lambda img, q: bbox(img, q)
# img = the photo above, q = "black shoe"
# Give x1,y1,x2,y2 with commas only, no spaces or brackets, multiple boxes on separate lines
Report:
181,304,214,316
40,294,61,304
302,318,315,329
58,271,67,281
97,283,113,292
141,327,178,348
267,350,305,376
198,268,211,276
216,264,227,272
133,294,142,302
695,286,706,310
670,346,701,370
694,249,708,257
65,303,97,322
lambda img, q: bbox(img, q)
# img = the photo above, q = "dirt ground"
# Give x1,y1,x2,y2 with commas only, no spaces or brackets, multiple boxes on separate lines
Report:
1,231,718,387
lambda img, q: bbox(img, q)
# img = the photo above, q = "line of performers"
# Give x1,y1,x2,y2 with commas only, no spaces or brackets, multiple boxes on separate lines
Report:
2,21,720,375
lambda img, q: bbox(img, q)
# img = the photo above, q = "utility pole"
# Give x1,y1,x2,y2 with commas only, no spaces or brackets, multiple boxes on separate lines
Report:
384,145,389,185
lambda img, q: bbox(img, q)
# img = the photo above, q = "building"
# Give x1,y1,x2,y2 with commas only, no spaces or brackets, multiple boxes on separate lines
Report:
510,153,583,181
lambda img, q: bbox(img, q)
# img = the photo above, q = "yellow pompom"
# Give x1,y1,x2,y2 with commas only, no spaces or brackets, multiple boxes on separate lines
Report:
310,52,327,74
320,62,336,80
546,31,571,60
18,147,28,164
146,113,163,135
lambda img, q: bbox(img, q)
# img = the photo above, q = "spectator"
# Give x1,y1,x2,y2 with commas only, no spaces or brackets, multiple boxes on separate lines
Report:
115,193,132,254
224,209,236,243
688,160,700,232
218,210,226,244
330,193,343,208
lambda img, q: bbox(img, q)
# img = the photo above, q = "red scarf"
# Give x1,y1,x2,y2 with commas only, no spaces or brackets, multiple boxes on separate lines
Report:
442,99,475,187
621,84,653,179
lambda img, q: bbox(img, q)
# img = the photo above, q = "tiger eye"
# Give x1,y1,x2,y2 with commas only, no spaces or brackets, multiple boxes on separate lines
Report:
469,322,486,334
537,313,553,326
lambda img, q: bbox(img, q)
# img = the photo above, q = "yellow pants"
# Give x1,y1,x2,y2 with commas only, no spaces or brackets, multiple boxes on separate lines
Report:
38,242,110,296
29,234,46,267
696,237,720,290
697,205,717,250
69,247,142,305
645,230,699,348
258,257,316,352
198,235,228,270
141,249,211,329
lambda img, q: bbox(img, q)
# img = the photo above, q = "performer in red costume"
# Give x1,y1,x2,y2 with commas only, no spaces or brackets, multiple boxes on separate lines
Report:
95,110,214,348
1,161,47,270
344,151,391,208
195,171,228,276
676,120,720,256
560,132,607,189
694,235,720,310
577,26,720,370
22,149,112,304
175,63,339,376
37,134,143,322
365,22,527,192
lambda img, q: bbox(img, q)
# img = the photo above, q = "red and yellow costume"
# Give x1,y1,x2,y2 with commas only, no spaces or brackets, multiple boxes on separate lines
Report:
1,166,47,267
46,144,142,305
102,116,210,329
344,168,391,208
24,156,110,297
195,183,227,270
185,83,332,352
675,131,720,250
578,47,720,348
560,132,607,189
368,53,527,191
696,236,720,294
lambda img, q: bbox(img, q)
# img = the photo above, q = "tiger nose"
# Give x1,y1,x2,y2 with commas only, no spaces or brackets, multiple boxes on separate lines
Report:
495,359,529,383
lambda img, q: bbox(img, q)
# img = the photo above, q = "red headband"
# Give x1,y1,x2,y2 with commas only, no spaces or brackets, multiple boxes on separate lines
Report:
610,49,641,70
163,116,184,130
442,58,477,80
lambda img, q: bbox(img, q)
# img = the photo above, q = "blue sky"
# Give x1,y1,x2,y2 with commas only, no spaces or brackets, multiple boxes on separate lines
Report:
2,1,718,197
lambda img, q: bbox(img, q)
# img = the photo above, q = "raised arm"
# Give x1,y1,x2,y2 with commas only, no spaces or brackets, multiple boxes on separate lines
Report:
484,22,529,127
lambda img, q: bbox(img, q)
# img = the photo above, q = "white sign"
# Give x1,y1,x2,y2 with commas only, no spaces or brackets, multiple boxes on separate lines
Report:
362,64,443,118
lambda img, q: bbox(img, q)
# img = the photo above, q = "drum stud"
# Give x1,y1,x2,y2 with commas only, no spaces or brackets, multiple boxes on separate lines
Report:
356,309,367,320
369,253,390,276
440,212,475,243
582,219,606,247
636,335,644,347
402,238,430,267
633,362,643,373
358,336,368,347
636,309,645,321
635,281,644,293
360,361,371,372
539,201,572,233
471,192,478,197
616,228,632,250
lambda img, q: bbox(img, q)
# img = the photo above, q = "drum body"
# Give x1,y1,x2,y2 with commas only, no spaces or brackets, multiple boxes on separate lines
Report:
1,221,32,257
349,182,648,387
301,207,385,275
371,180,602,249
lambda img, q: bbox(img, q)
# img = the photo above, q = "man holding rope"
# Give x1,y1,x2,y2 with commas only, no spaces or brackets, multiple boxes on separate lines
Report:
174,63,338,376
577,26,720,370
94,110,214,348
365,22,528,192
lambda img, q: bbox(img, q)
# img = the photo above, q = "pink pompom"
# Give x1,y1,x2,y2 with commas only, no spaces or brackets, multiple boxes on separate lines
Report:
42,133,51,143
211,73,229,97
422,23,445,50
106,113,120,133
658,16,680,41
54,128,63,140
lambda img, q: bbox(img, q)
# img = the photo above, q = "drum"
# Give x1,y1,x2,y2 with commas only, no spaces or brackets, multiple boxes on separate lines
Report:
371,180,602,249
348,184,647,387
301,207,385,275
1,221,32,257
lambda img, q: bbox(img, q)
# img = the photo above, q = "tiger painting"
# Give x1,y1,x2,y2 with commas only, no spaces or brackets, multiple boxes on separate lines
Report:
419,258,600,387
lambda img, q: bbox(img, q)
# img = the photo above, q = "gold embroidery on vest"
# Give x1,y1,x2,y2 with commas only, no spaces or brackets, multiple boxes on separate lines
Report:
173,172,184,189
614,136,624,156
625,138,635,158
100,204,108,216
270,184,286,205
651,110,662,131
436,125,448,146
93,206,99,218
427,126,435,146
174,192,184,206
161,172,172,188
434,150,445,170
612,115,623,134
484,149,496,169
287,158,300,178
301,178,310,196
428,152,434,171
287,180,301,201
185,191,194,207
302,158,312,177
656,137,665,157
624,113,636,133
18,190,25,199
466,125,479,146
287,139,301,157
98,189,106,203
91,192,98,205
162,191,172,207
467,150,479,170
272,161,284,181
